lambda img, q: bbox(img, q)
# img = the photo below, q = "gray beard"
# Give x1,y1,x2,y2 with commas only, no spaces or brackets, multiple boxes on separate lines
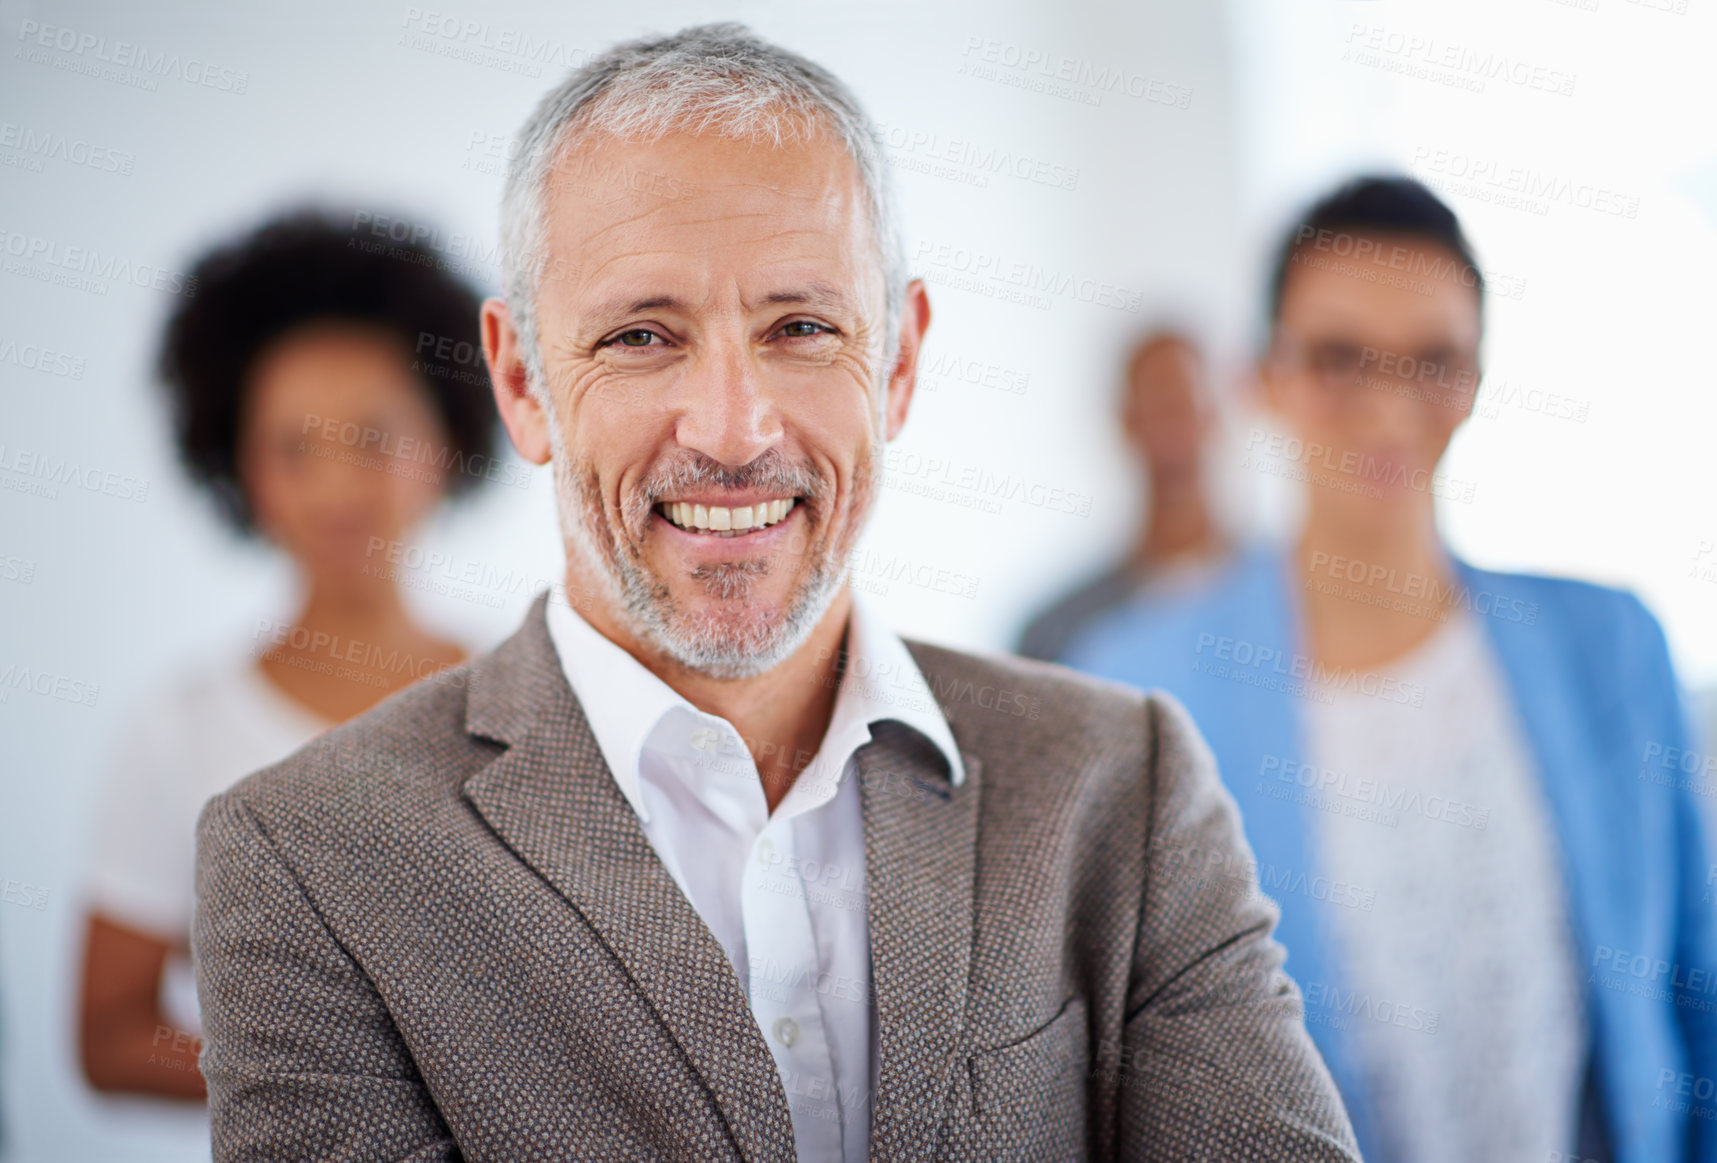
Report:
549,423,875,680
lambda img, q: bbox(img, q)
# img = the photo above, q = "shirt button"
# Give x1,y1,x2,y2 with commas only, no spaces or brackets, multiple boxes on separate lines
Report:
757,837,775,865
772,1016,799,1047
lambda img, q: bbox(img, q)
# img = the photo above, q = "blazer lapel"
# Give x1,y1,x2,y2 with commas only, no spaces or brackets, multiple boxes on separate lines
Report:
459,594,795,1161
857,718,982,1160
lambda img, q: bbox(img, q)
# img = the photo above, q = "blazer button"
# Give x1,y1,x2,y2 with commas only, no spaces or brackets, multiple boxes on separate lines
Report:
773,1016,799,1047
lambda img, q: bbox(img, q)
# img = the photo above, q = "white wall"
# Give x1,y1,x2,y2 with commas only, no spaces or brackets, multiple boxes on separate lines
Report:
0,0,1248,1157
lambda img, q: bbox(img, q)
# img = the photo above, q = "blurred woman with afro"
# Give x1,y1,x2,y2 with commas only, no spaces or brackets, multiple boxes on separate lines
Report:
76,208,500,1103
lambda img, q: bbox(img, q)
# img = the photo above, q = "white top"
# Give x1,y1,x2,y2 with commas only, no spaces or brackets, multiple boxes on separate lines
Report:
85,648,337,1032
1305,608,1587,1163
545,594,964,1163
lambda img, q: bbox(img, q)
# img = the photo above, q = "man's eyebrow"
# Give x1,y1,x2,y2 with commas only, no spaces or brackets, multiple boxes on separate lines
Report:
580,284,853,333
758,282,852,311
589,294,686,323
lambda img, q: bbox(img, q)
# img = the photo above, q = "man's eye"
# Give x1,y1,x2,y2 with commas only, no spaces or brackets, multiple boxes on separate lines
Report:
1315,346,1363,371
614,329,658,348
779,320,827,338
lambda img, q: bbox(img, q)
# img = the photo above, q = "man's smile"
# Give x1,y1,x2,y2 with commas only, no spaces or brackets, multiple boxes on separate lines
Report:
654,495,800,537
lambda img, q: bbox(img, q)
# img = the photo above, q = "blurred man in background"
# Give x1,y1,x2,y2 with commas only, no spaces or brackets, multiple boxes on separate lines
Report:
1016,328,1232,661
1061,176,1717,1163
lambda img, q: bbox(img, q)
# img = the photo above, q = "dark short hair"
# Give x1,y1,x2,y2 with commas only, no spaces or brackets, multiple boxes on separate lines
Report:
1265,175,1483,328
157,208,497,534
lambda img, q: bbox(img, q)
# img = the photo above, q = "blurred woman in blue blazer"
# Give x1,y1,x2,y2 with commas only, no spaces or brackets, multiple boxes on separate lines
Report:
1062,177,1717,1163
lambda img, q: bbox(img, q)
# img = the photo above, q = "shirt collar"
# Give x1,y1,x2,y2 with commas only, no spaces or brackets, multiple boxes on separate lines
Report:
834,591,966,787
542,591,966,821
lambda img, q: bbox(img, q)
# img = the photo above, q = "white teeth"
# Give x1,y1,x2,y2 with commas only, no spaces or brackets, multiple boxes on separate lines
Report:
661,497,798,534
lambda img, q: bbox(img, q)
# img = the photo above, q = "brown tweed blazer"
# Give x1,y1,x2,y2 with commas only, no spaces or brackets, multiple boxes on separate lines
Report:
193,592,1359,1161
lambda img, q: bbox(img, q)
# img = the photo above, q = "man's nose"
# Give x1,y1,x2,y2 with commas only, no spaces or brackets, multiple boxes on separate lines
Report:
672,338,782,467
1354,364,1434,437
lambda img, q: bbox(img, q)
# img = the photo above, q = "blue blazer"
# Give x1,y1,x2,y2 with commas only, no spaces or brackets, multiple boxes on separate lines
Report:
1062,544,1717,1163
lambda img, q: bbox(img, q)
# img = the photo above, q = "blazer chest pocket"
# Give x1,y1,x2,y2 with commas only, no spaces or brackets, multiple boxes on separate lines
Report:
969,995,1090,1158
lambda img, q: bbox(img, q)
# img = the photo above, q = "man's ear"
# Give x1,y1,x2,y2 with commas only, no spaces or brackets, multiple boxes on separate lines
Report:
481,297,552,466
882,280,931,442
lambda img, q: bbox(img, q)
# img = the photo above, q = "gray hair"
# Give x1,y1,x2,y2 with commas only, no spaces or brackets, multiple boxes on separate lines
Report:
499,23,907,403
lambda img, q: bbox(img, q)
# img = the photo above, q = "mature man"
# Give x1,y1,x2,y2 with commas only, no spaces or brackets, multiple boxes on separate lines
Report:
193,25,1358,1161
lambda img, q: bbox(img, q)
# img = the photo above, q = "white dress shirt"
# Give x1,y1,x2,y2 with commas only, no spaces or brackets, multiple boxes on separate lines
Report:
544,593,965,1163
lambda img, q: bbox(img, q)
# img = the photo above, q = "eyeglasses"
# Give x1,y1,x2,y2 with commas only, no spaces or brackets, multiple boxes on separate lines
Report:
1271,334,1481,410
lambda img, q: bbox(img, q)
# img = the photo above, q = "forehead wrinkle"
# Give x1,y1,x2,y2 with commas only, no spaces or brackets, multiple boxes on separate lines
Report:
571,232,863,305
558,156,860,243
